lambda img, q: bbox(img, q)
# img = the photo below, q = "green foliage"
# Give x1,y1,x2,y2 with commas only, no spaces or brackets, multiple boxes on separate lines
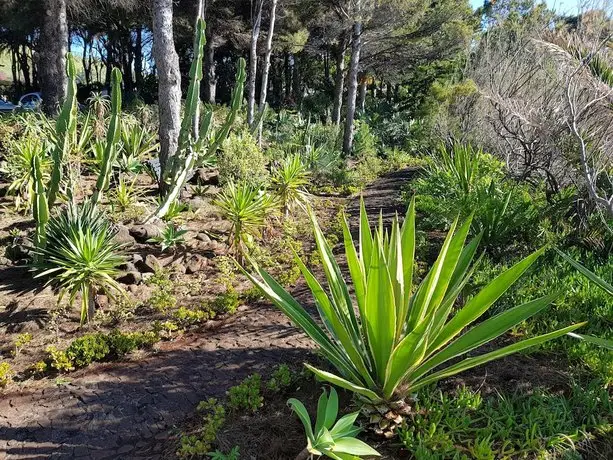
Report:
209,291,240,315
207,447,240,460
227,374,263,413
218,132,269,187
174,306,216,325
0,361,13,387
45,346,75,372
214,181,276,260
245,199,583,406
177,398,226,459
271,154,310,215
148,223,187,252
13,332,33,356
118,122,158,173
266,364,293,392
471,250,613,383
410,143,542,251
66,333,110,368
288,387,381,459
146,269,177,311
398,383,612,459
109,175,142,213
32,202,126,324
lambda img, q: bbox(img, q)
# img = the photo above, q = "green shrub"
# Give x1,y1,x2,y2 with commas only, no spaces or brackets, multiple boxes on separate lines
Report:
13,332,33,356
266,364,293,392
398,383,612,459
209,291,239,315
177,398,226,458
106,330,158,356
0,361,13,387
227,374,263,413
66,333,110,368
46,346,75,372
174,306,215,325
470,250,613,383
218,132,268,187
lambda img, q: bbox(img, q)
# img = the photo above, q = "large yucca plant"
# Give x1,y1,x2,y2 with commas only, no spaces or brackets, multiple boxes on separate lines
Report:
245,199,584,435
31,202,126,324
214,181,276,261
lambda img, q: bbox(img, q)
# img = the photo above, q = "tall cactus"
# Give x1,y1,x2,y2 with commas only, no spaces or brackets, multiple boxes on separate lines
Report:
47,53,78,209
91,68,123,207
32,154,49,253
151,20,246,221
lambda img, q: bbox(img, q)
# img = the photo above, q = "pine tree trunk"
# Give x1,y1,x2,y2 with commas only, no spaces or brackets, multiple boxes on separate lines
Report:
258,0,277,111
332,32,347,126
247,0,264,127
40,0,68,115
358,73,367,114
342,20,362,156
135,27,143,94
152,0,182,191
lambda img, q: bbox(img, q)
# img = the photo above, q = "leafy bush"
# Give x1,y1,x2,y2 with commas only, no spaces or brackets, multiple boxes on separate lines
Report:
174,306,216,325
266,364,293,392
209,292,240,315
409,143,543,251
227,374,263,413
218,132,268,187
398,383,612,459
0,361,13,387
246,200,582,435
66,333,110,368
32,202,126,324
177,398,226,458
45,346,74,372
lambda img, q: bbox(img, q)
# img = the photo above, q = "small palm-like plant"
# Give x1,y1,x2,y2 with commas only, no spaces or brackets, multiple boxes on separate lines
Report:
289,387,380,460
214,181,276,261
110,175,143,212
118,123,158,173
271,154,310,216
148,223,187,252
87,92,111,139
31,202,126,324
3,137,51,211
245,199,584,436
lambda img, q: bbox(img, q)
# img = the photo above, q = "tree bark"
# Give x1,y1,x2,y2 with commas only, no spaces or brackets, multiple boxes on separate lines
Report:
40,0,68,115
258,0,277,111
247,0,264,127
342,20,362,155
332,32,347,126
358,73,367,114
152,0,182,190
135,27,143,94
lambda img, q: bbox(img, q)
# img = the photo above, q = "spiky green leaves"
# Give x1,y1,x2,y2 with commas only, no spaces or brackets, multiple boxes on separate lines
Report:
246,200,585,403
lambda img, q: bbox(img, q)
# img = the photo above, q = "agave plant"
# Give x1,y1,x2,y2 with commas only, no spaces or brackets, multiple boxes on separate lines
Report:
289,387,380,460
148,223,188,252
31,202,126,324
271,154,310,216
213,181,276,261
245,199,584,436
118,123,158,173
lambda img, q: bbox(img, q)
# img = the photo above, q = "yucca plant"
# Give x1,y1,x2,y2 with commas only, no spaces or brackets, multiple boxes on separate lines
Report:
214,181,276,261
435,143,479,195
244,199,584,436
110,174,142,212
31,202,126,324
148,223,187,252
271,154,310,216
289,387,380,460
118,123,158,173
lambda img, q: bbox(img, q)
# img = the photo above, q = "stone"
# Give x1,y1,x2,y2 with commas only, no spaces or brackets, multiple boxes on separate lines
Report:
191,167,219,186
135,254,161,273
195,233,211,244
128,224,162,243
95,295,110,310
114,225,136,245
117,271,142,285
185,254,208,274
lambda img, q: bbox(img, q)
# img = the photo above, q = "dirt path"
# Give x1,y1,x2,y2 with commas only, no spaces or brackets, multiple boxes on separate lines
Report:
0,169,417,459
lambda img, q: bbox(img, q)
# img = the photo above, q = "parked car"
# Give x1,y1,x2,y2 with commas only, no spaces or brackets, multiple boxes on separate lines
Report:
0,98,16,113
18,92,42,110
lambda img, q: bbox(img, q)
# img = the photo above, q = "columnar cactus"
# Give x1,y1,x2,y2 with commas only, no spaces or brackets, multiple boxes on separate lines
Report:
47,53,78,209
151,19,246,221
91,68,123,207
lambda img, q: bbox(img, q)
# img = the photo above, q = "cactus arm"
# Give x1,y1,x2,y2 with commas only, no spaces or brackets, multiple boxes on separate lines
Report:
32,154,49,251
47,53,78,209
208,57,246,154
91,68,122,206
